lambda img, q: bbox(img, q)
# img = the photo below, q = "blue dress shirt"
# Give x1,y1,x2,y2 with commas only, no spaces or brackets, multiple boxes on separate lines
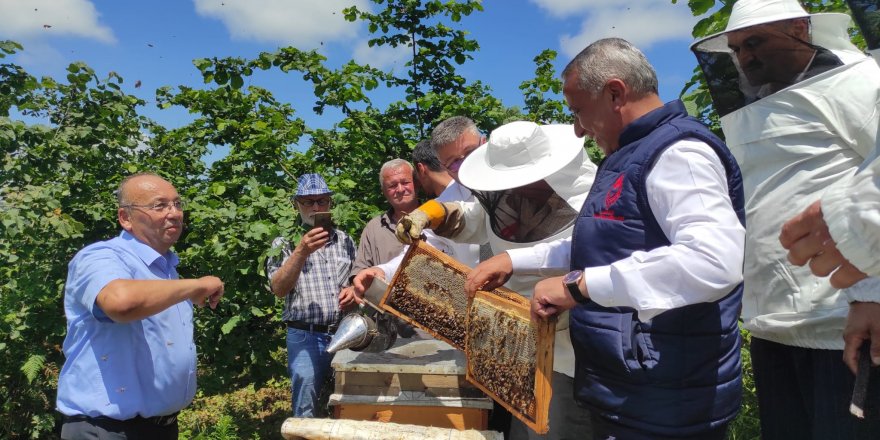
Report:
56,231,196,419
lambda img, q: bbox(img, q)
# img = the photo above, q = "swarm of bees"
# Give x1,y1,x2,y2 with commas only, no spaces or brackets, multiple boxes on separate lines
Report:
467,298,538,416
384,252,470,349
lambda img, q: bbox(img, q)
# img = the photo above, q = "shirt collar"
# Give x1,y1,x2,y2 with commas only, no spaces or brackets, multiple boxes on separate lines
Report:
379,209,396,229
119,230,179,268
617,100,687,151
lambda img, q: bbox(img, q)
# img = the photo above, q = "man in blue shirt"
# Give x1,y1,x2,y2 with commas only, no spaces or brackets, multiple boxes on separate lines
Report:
57,172,224,440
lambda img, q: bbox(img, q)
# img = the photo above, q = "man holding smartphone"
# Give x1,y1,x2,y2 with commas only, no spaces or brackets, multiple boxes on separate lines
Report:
266,173,355,418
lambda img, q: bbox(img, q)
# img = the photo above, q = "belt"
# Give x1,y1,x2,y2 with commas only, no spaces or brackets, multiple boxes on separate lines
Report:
286,320,336,334
63,412,179,428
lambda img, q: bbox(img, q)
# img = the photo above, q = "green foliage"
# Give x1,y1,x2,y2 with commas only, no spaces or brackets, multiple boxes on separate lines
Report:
519,49,569,124
20,354,46,384
178,380,290,439
344,0,486,137
729,328,761,440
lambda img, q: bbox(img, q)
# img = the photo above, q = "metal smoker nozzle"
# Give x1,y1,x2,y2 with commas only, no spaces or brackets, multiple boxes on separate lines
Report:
327,312,399,353
327,313,373,353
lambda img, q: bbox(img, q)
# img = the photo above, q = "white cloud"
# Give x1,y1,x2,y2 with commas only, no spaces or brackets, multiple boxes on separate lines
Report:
0,0,115,43
529,0,699,56
193,0,370,49
560,4,697,57
351,39,411,71
529,0,617,17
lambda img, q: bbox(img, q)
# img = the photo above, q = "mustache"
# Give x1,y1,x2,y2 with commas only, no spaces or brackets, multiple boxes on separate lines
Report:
744,59,762,71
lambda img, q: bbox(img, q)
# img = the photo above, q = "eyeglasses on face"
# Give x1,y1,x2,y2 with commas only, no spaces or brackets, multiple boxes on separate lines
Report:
295,197,331,207
442,138,484,173
443,156,466,173
121,200,186,213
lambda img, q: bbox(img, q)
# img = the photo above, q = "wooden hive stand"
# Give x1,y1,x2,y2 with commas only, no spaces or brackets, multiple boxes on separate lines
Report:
329,331,494,430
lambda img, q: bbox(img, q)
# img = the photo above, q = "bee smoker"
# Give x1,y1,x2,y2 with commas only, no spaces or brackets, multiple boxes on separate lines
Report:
326,310,398,354
326,277,398,353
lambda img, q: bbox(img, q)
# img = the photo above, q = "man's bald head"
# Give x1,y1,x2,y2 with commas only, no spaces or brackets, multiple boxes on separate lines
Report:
116,173,183,254
117,173,168,206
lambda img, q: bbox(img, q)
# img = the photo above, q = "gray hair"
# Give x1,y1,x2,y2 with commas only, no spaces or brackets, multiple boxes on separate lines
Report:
116,172,162,206
378,158,414,187
561,38,658,98
429,116,480,152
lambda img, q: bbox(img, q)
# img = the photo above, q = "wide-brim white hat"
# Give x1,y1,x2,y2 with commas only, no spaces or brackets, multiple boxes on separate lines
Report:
458,121,584,191
690,0,851,53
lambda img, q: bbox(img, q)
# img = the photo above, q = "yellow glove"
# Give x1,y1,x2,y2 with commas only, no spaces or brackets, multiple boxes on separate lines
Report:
395,199,447,244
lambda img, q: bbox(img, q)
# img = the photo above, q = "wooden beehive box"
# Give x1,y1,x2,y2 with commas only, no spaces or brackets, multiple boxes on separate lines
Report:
330,332,493,430
379,239,555,434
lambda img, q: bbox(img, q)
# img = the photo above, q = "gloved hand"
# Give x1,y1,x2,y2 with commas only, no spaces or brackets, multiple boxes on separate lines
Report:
395,199,447,244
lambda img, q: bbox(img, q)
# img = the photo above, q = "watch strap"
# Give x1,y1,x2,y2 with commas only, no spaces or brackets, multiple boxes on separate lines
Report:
566,273,588,304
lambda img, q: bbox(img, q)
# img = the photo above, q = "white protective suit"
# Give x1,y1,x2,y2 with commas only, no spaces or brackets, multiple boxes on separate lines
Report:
445,148,596,377
823,155,880,280
692,6,880,349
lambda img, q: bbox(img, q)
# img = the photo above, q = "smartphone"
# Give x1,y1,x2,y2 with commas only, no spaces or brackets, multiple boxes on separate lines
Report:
312,212,334,233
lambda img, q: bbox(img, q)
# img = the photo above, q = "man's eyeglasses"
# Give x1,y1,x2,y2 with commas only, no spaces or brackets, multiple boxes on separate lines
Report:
442,138,484,173
443,156,466,173
295,197,332,207
121,200,186,213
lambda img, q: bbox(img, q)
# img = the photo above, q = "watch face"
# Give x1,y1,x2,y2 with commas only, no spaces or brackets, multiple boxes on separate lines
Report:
564,270,582,284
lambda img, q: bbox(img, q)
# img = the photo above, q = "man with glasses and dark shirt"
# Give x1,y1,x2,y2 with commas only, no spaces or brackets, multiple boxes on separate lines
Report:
266,173,355,417
57,173,224,439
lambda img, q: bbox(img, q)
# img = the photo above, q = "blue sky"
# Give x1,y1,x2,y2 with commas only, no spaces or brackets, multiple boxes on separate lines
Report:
1,0,705,141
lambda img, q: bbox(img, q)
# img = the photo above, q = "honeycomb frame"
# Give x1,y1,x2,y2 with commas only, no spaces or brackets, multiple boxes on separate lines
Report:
465,290,554,434
379,240,555,434
379,239,474,349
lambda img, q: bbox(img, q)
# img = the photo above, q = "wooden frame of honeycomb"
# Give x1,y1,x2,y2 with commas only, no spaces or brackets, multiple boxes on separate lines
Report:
380,240,555,434
465,290,554,434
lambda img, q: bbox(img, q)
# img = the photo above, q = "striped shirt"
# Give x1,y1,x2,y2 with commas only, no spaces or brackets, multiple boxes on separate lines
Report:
266,230,355,325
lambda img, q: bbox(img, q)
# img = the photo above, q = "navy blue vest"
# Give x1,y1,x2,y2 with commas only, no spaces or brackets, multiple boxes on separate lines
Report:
569,100,745,436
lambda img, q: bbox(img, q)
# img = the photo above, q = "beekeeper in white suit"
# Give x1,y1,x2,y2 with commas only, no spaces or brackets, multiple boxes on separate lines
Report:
691,0,880,438
396,120,597,440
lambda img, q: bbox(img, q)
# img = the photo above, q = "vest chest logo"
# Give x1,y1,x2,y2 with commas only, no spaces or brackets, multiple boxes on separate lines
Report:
604,174,625,208
597,174,625,221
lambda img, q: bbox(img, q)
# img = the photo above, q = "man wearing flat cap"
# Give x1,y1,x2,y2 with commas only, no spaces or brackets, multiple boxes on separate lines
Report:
692,0,880,437
266,173,355,417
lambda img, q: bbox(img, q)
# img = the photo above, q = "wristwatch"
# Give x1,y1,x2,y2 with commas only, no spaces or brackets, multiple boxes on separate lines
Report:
563,270,588,304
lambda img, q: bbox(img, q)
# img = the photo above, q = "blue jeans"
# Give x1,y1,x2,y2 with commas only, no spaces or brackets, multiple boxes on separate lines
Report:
751,337,880,440
286,327,334,417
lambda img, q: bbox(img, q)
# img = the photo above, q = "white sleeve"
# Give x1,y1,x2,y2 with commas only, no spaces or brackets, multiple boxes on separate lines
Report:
844,277,880,303
375,251,403,280
584,139,746,322
507,237,572,274
823,156,880,278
